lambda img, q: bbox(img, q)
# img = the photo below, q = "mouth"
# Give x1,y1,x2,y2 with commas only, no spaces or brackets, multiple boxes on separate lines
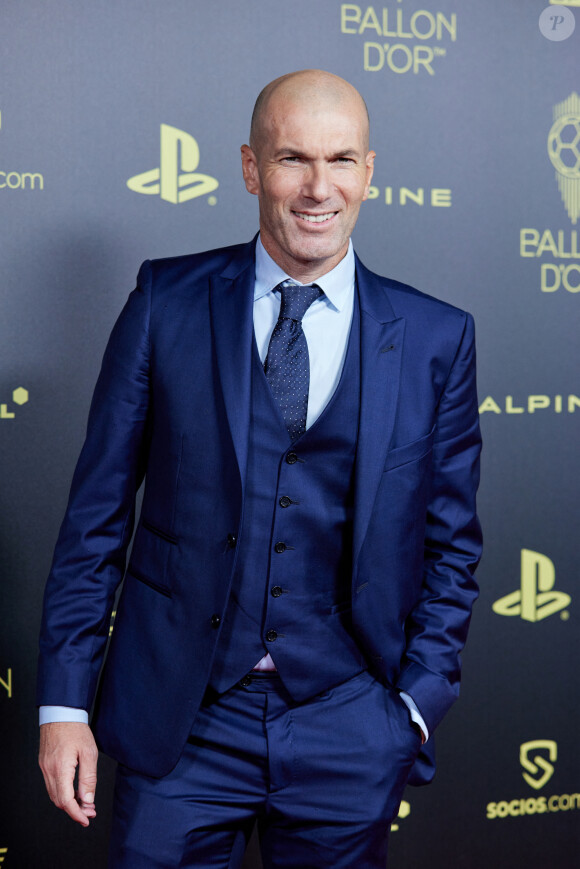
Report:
293,211,337,225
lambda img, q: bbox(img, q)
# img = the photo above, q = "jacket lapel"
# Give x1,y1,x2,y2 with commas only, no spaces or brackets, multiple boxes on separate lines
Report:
352,257,406,573
209,240,256,488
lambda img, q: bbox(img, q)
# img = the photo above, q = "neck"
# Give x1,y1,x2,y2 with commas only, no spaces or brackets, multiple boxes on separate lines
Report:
259,236,349,284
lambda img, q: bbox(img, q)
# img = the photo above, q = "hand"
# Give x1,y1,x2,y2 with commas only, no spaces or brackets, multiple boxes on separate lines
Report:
39,722,98,826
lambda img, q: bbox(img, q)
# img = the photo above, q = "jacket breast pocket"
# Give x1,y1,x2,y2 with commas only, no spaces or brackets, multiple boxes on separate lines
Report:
383,426,436,473
126,519,177,597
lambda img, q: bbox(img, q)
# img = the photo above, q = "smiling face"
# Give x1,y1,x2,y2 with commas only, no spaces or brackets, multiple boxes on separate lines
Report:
241,71,375,282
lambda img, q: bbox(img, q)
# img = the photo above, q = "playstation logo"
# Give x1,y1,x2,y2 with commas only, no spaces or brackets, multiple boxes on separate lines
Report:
493,549,571,622
127,124,218,204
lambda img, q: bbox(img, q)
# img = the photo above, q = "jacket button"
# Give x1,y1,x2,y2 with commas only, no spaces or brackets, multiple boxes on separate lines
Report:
274,542,286,554
279,496,292,508
211,614,221,628
226,533,237,549
286,452,298,465
266,629,278,642
239,675,252,687
271,586,283,598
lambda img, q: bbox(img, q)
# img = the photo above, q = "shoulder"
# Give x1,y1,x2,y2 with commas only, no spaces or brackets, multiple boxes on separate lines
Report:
355,253,472,328
136,238,256,294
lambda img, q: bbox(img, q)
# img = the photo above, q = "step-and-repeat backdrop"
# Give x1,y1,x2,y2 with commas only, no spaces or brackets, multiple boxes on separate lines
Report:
1,2,578,867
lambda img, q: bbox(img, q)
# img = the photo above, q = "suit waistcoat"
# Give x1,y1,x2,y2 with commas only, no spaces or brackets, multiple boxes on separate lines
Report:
209,291,365,701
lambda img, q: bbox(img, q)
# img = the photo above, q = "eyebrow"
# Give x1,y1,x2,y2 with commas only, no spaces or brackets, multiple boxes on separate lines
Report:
333,149,360,159
273,148,362,160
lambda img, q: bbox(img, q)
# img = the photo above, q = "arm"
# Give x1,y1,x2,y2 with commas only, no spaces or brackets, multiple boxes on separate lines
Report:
397,313,482,734
37,263,153,822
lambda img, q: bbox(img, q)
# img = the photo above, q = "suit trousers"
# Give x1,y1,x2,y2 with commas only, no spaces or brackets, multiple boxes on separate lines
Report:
107,670,422,868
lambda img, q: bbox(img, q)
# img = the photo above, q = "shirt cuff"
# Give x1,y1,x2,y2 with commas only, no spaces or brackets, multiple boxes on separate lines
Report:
39,706,89,726
399,691,429,742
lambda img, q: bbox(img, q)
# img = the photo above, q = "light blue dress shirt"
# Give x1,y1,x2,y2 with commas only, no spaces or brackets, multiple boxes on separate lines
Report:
40,236,428,741
253,235,355,429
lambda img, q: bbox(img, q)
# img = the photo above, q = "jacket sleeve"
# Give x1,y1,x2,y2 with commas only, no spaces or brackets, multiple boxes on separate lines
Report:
396,312,482,734
37,262,153,711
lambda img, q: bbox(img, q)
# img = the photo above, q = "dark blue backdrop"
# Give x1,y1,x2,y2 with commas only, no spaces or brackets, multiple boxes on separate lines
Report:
1,2,579,866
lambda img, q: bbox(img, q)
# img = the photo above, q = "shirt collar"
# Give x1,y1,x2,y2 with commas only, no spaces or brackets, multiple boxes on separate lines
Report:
254,234,355,312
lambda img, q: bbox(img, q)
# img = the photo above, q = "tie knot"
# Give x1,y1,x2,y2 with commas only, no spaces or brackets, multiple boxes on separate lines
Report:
277,281,323,323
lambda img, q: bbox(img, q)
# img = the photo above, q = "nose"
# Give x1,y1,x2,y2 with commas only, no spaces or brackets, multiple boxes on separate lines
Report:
303,162,332,202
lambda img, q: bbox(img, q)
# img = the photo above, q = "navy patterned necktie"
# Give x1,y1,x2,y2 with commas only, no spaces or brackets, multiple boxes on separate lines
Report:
264,280,323,441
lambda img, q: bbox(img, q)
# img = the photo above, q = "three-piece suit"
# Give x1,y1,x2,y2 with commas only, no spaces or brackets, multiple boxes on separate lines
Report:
38,236,482,863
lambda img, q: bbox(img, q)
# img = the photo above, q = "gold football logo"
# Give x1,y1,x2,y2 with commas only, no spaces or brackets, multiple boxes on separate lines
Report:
548,93,580,225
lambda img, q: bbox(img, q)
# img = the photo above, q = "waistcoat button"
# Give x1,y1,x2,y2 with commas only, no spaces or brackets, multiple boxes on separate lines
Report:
271,586,283,598
279,496,292,508
286,452,298,464
266,629,278,642
226,533,237,549
239,675,252,687
210,614,221,628
274,542,287,554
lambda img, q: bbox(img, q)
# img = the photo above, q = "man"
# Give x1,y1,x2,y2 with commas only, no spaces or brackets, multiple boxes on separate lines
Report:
38,70,482,867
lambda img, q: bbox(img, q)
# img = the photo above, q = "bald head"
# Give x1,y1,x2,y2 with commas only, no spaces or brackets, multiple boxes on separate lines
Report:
241,68,375,281
249,69,370,154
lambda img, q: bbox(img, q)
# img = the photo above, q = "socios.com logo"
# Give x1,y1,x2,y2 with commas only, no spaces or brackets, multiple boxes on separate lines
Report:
487,740,580,820
520,740,557,790
0,111,44,191
548,92,580,225
127,124,218,205
493,549,571,622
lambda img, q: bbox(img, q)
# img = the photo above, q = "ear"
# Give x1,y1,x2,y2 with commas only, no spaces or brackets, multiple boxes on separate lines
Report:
362,150,376,201
241,144,260,196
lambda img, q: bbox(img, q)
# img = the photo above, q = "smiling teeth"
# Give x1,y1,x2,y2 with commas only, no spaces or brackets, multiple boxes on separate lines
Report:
295,212,335,223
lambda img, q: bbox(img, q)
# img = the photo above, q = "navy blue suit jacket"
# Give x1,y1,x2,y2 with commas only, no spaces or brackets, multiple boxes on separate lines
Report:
38,238,482,783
